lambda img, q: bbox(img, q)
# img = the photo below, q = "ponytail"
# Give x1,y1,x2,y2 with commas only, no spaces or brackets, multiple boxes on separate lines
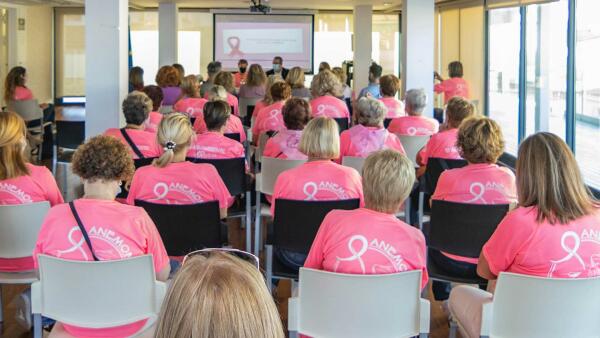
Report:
153,113,194,168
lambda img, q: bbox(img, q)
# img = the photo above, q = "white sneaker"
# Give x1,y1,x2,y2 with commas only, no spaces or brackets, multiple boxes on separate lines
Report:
12,290,32,330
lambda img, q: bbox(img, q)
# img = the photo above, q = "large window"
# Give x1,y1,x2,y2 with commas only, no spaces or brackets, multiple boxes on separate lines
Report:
314,13,354,73
130,11,158,87
55,8,85,97
178,11,213,78
373,14,400,76
575,0,600,188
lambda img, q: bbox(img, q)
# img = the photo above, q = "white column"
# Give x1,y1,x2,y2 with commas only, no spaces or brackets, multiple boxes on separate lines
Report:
85,0,128,137
6,7,26,68
402,0,435,117
353,5,373,93
158,2,178,67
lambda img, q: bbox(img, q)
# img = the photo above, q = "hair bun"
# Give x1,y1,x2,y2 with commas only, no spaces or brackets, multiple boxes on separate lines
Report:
164,141,177,151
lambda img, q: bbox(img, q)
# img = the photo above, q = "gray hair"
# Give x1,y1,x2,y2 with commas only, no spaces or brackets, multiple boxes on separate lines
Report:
207,85,228,102
356,97,387,127
207,61,222,76
405,89,427,115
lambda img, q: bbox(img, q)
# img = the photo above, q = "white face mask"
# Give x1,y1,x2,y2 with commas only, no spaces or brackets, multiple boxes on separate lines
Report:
272,64,281,72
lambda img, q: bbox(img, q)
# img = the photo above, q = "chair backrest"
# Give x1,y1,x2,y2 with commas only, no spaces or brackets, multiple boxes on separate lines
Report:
254,132,273,164
31,254,165,328
429,200,509,258
297,268,423,338
485,273,600,338
341,156,365,173
258,157,306,195
134,157,156,168
135,200,222,256
333,118,349,133
398,134,430,167
7,99,43,122
56,120,85,150
239,97,260,121
422,157,467,194
224,132,241,142
186,157,246,196
0,202,50,258
158,105,173,114
273,199,360,253
383,118,393,129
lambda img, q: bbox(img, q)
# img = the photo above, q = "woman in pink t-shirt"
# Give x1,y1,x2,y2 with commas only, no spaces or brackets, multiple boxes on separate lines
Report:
448,132,600,338
430,117,517,302
128,113,231,218
141,85,164,133
434,61,470,104
339,97,405,162
205,71,239,116
263,97,311,160
309,70,350,120
305,150,428,288
193,85,246,143
173,74,208,119
105,92,161,159
252,81,292,145
378,74,405,118
272,117,364,269
34,135,170,338
3,66,54,123
388,88,439,136
0,112,63,272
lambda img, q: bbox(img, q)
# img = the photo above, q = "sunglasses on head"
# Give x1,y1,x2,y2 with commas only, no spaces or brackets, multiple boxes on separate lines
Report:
183,248,260,269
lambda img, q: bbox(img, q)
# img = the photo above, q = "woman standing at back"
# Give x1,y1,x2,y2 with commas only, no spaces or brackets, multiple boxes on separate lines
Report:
238,64,267,99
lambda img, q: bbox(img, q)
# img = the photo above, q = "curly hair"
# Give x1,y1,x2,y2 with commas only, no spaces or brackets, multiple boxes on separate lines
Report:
155,65,181,87
282,98,311,130
310,70,342,97
457,116,504,164
446,96,475,128
122,92,152,125
72,135,134,183
214,71,235,93
270,82,292,102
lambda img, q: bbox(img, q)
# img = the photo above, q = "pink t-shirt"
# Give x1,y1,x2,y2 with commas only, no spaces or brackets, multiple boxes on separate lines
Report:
271,160,364,215
187,131,245,160
388,116,440,136
173,98,208,118
339,125,405,161
379,97,405,118
203,93,239,116
104,128,161,159
193,113,247,143
252,101,286,139
263,129,307,160
483,206,600,279
234,72,247,88
310,95,350,119
418,128,462,166
434,77,470,104
305,208,428,289
126,161,231,209
144,111,163,133
14,86,34,101
0,164,64,272
33,199,169,338
253,100,268,116
432,163,517,264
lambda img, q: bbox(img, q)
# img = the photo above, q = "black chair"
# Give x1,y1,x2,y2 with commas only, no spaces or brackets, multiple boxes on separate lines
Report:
265,199,360,288
190,117,196,125
333,118,350,134
243,105,255,127
384,118,393,129
116,157,156,200
53,120,85,174
224,132,241,142
427,200,509,285
135,200,223,256
344,98,353,118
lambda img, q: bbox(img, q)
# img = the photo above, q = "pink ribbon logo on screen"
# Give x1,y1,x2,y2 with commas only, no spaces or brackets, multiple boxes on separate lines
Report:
227,36,244,57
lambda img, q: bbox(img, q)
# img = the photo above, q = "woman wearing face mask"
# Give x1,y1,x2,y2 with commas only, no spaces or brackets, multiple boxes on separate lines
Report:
233,59,249,88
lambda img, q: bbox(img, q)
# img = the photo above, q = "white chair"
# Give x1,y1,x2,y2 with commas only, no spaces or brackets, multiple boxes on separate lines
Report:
158,105,173,115
31,255,166,338
0,202,50,328
397,134,430,168
254,157,306,255
7,99,50,162
341,156,365,173
476,272,600,338
238,97,261,120
289,268,430,338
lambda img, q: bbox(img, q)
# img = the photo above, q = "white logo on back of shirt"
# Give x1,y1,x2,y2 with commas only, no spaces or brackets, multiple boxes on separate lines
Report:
152,182,204,204
0,183,33,203
56,226,133,260
334,234,408,274
548,229,600,278
302,181,350,201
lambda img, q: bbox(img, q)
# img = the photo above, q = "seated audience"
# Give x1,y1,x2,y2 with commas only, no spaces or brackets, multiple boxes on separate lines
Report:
209,71,239,116
339,97,405,161
4,66,53,122
272,117,364,269
429,116,517,303
174,75,207,118
309,70,350,120
388,89,439,136
154,252,284,338
0,111,63,272
200,61,222,98
332,67,352,101
127,113,230,218
448,132,600,338
172,63,185,80
33,135,169,338
105,92,161,159
434,61,470,104
253,75,281,114
263,98,311,160
379,74,404,118
129,66,144,92
305,150,427,288
358,62,383,99
252,82,292,144
286,67,311,99
156,65,182,107
142,85,165,133
233,59,249,88
318,62,331,73
194,86,246,143
238,63,267,99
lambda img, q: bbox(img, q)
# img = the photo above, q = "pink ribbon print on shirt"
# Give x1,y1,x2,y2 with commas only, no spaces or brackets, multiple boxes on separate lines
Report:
57,226,134,260
302,181,350,201
334,234,409,274
548,229,600,278
150,182,204,204
316,104,342,118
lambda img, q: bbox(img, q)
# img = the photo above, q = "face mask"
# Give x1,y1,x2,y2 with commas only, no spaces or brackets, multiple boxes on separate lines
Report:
239,67,247,74
272,64,281,72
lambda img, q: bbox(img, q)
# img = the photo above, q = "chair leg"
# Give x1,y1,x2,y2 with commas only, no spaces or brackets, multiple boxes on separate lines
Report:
0,285,3,327
245,191,252,253
418,191,424,230
63,163,69,201
266,245,273,293
33,313,42,338
405,198,411,224
449,320,458,338
52,145,58,174
254,191,262,256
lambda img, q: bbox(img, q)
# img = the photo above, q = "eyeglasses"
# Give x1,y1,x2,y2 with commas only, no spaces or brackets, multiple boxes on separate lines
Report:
183,248,260,269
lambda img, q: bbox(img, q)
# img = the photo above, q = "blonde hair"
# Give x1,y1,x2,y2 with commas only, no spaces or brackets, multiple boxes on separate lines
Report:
331,67,347,85
286,67,305,89
299,117,340,160
214,71,235,93
207,85,228,102
0,111,29,180
154,252,284,338
458,116,504,164
356,97,386,127
311,69,342,97
446,96,475,128
362,150,415,214
517,132,597,224
179,75,200,98
154,113,194,168
263,75,284,106
246,64,267,87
